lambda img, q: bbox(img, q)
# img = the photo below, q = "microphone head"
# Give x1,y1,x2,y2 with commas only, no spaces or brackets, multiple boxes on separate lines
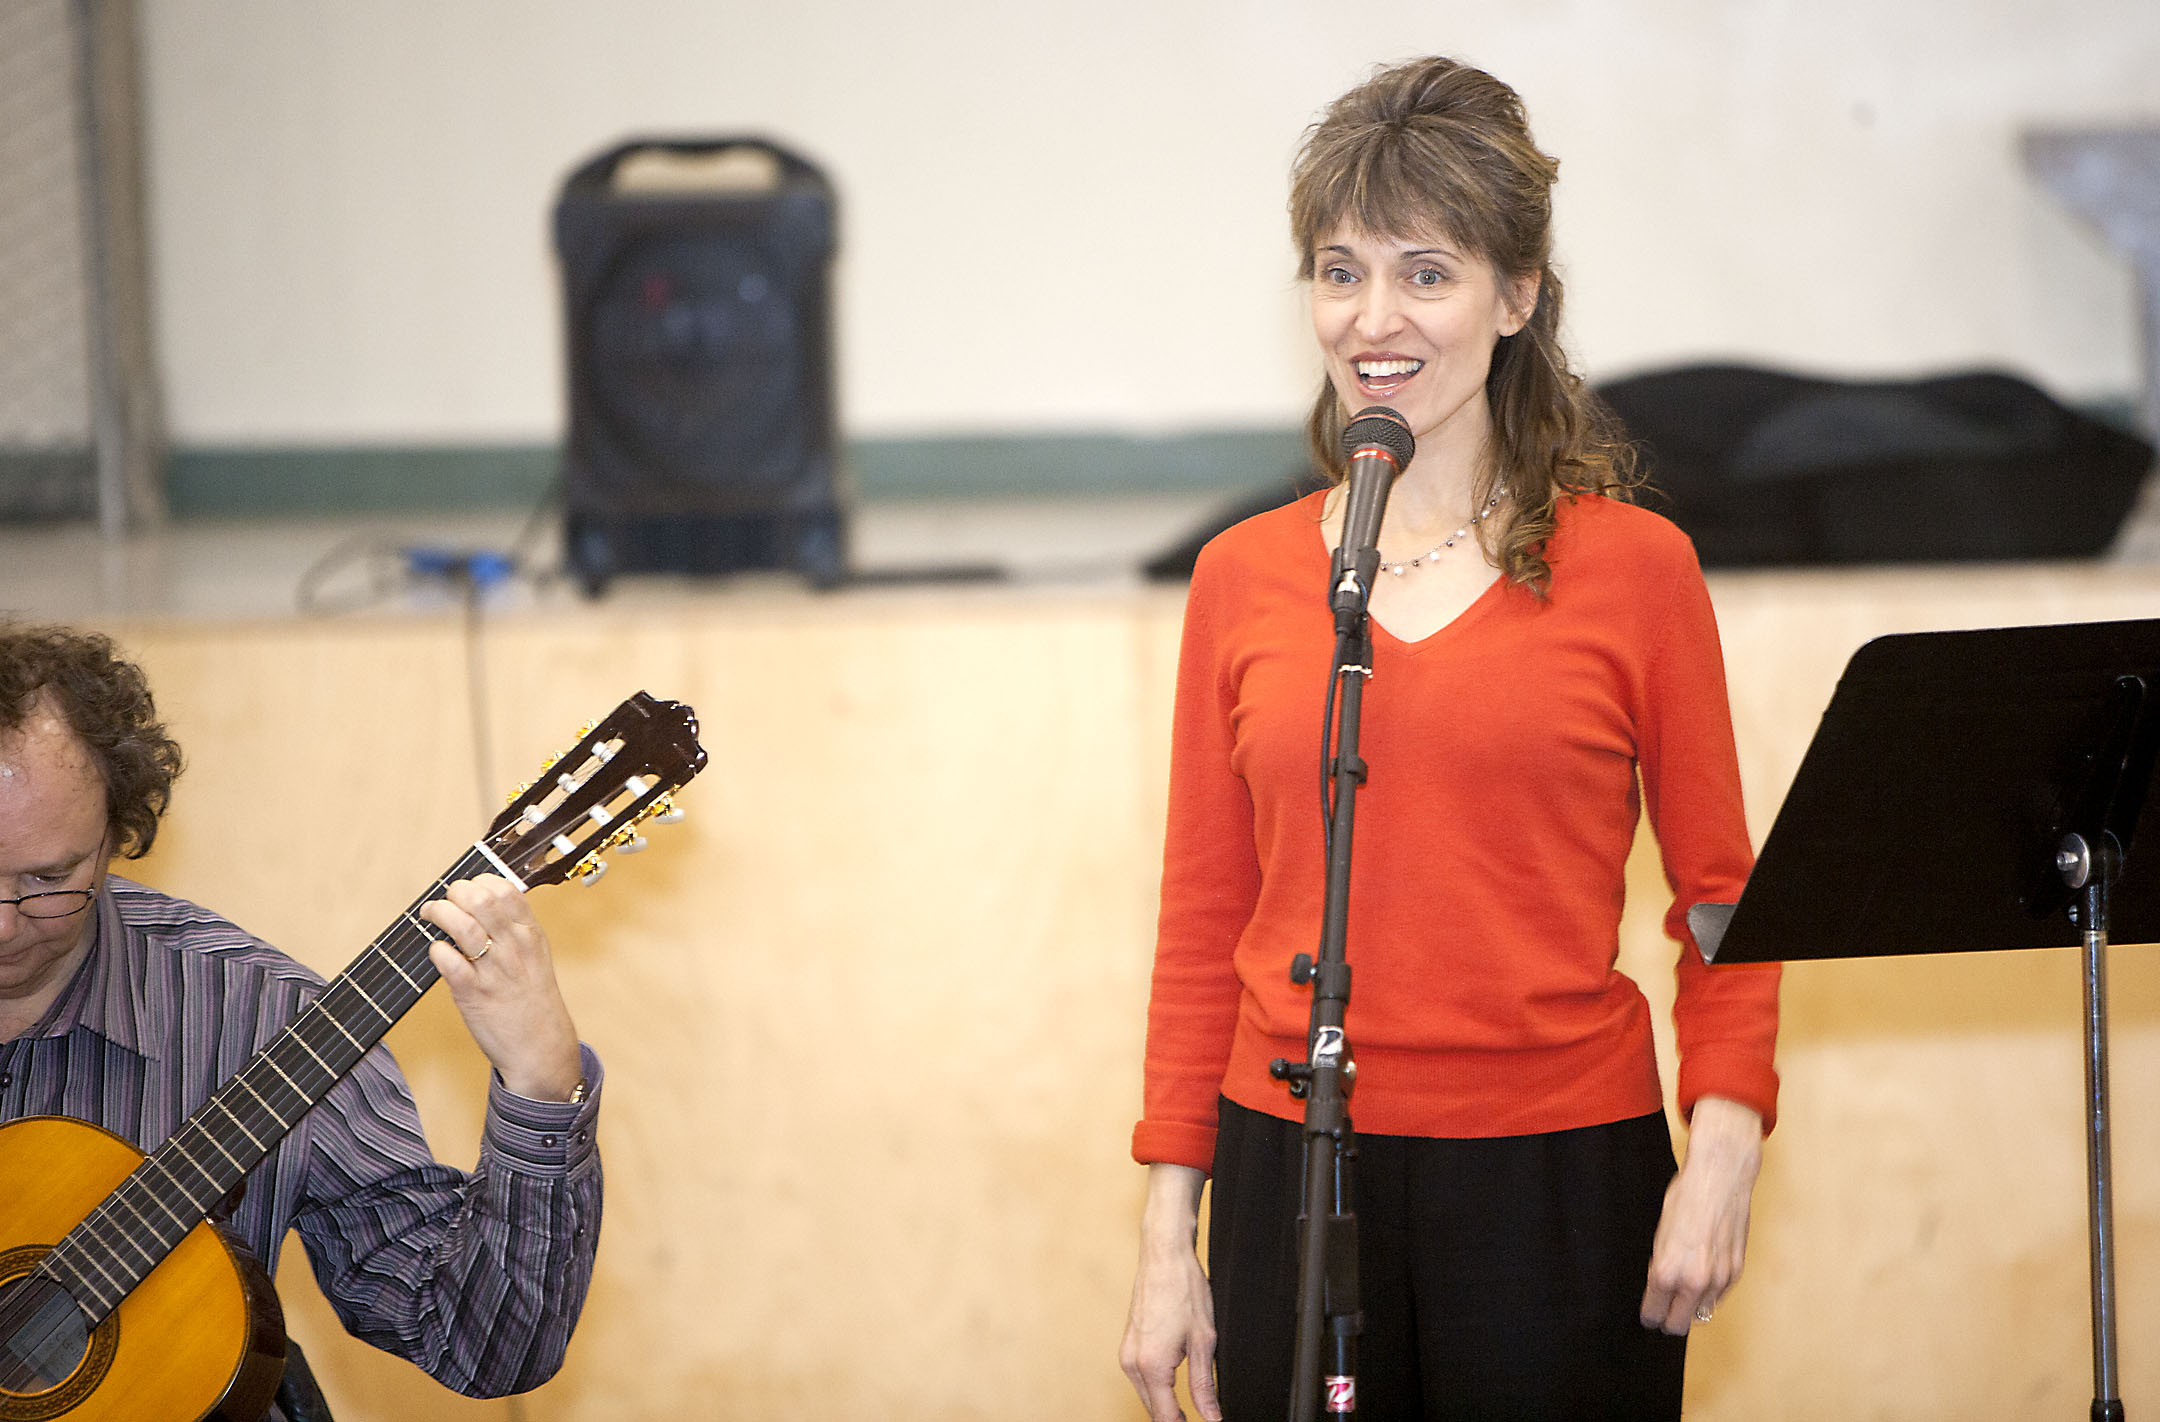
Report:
1340,406,1414,467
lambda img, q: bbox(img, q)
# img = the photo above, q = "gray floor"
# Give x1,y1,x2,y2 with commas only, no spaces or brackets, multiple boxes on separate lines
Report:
2,476,2158,624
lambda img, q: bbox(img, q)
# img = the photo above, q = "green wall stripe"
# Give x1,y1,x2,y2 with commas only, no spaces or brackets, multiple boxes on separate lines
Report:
0,450,97,520
162,430,1310,517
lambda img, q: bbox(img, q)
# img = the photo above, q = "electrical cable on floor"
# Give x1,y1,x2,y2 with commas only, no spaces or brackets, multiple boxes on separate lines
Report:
459,568,497,821
295,535,416,617
505,465,568,590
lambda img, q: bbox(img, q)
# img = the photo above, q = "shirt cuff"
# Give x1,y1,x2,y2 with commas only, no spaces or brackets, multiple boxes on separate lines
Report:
1677,1049,1779,1137
484,1042,603,1175
1132,1118,1217,1173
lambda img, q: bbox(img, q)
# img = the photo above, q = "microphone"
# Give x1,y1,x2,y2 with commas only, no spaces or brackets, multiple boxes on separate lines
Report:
1330,406,1415,628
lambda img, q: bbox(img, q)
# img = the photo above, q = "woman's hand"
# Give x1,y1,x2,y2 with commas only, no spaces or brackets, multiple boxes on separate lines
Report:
1120,1163,1222,1422
1640,1095,1763,1335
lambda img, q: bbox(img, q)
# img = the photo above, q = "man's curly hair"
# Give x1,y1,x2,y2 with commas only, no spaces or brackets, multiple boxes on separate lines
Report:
0,623,182,858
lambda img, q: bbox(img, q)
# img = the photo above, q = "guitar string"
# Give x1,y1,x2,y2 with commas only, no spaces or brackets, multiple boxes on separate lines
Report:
31,851,492,1323
50,906,449,1303
7,749,685,1373
16,769,657,1339
5,755,620,1369
30,937,430,1329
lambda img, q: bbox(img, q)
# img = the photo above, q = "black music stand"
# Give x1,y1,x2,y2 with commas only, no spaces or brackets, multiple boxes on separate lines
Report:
1692,617,2160,1422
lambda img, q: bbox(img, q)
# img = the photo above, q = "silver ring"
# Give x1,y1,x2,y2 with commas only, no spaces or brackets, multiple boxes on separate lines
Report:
1694,1303,1714,1324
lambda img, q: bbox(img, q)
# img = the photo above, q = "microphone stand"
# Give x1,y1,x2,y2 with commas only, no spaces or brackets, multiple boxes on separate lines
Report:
1269,553,1380,1421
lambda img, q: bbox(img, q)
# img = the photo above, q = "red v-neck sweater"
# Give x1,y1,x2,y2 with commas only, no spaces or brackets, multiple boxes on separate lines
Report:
1133,491,1780,1171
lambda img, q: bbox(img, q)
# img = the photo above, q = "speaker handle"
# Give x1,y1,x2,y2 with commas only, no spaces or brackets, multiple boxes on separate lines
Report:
560,136,831,199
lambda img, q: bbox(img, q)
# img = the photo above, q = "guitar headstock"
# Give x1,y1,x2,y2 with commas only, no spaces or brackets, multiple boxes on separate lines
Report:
486,692,708,889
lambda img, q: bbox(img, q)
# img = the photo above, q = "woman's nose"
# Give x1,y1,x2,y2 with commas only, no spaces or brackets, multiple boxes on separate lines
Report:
1354,283,1404,340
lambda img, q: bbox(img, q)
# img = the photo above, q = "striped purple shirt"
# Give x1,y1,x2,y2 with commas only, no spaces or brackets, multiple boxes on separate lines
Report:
0,875,603,1397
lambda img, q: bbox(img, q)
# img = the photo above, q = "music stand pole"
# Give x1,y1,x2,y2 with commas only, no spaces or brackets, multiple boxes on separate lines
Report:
2064,832,2125,1421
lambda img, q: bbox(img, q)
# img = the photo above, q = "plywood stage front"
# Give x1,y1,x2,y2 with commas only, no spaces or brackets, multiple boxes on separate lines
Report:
96,561,2160,1419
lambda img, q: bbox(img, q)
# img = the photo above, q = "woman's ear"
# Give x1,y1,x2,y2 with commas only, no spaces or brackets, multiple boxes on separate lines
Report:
1501,270,1542,337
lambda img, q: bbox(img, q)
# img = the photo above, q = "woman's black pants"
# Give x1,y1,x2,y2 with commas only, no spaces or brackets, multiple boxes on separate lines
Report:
1207,1099,1688,1421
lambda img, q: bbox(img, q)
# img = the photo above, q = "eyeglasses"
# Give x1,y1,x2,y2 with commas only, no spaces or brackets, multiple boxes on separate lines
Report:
1,890,94,920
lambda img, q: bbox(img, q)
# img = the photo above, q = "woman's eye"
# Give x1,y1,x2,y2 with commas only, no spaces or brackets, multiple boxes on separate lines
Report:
1322,265,1357,285
1409,268,1445,288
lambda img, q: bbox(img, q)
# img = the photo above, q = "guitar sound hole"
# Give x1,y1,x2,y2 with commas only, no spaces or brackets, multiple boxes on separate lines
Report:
0,1276,91,1394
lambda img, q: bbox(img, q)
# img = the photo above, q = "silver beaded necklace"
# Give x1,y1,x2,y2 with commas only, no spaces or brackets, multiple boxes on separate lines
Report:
1377,485,1506,577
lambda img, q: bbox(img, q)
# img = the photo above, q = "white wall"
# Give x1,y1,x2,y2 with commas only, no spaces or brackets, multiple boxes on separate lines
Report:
139,0,2159,445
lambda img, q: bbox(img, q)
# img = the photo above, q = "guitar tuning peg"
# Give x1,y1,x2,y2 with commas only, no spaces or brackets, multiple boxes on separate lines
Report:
653,797,685,825
616,834,648,855
575,858,610,887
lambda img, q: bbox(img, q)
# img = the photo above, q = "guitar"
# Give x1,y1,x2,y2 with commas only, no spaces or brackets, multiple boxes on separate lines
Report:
0,691,707,1421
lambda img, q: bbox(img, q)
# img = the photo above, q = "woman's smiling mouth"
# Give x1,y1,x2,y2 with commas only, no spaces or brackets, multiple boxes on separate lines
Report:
1355,357,1425,394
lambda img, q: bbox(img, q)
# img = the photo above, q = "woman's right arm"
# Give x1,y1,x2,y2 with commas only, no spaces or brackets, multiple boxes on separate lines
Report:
1120,1162,1221,1422
1125,538,1263,1421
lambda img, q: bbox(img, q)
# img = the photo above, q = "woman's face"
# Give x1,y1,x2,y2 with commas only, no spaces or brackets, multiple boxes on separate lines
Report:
1310,225,1533,459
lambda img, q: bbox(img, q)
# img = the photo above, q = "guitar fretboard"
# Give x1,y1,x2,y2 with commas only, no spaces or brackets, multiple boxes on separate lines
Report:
33,845,501,1325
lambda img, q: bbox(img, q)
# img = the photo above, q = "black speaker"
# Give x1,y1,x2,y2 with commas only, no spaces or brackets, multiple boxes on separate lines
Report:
555,137,846,592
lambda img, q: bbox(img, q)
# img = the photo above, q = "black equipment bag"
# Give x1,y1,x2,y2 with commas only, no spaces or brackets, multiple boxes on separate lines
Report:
555,137,845,591
1597,364,2154,567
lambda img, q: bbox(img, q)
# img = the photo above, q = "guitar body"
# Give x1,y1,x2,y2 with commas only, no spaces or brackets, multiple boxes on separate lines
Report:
0,1117,284,1422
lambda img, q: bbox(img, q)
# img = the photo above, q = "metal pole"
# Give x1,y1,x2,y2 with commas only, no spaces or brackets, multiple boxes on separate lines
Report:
2082,874,2124,1422
69,0,164,538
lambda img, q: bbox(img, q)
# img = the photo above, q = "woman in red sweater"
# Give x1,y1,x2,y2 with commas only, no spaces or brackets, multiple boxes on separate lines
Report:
1119,57,1781,1422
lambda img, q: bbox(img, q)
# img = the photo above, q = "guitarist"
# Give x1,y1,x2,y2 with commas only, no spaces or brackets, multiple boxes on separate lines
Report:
0,623,603,1413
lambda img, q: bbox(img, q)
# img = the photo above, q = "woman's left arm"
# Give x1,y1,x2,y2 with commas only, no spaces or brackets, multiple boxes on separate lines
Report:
1639,1094,1761,1334
1631,530,1779,1333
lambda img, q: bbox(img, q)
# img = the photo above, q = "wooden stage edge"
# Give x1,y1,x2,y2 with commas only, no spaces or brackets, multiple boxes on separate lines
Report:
66,558,2160,1420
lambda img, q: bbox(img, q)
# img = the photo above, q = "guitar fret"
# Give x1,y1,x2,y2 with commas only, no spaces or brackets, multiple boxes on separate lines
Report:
347,977,395,1024
264,1055,306,1098
53,1230,127,1296
193,1122,247,1173
323,1012,366,1053
233,1075,290,1130
210,1097,268,1154
293,1034,335,1076
65,1275,116,1318
75,1207,157,1274
138,1161,193,1227
41,1255,106,1315
383,950,425,992
165,1136,224,1194
105,1186,164,1241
